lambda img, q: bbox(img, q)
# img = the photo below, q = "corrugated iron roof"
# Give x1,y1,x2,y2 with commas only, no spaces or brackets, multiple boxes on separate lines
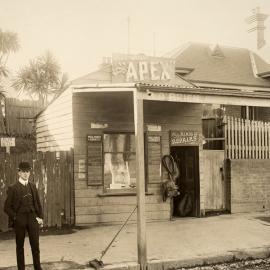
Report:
169,42,270,88
137,82,270,99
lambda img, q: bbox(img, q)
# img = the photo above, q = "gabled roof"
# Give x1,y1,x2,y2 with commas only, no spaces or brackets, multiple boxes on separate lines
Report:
71,64,112,85
168,42,270,88
253,51,270,78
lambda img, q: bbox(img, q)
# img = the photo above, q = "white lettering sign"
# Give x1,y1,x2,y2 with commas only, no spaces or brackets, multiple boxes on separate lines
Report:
112,54,175,83
1,137,15,147
147,124,162,132
170,131,199,146
91,122,108,129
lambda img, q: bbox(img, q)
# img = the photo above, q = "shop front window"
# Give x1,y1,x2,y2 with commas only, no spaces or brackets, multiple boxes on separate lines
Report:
103,133,136,190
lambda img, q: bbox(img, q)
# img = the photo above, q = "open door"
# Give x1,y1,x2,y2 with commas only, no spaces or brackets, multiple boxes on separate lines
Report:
170,146,200,217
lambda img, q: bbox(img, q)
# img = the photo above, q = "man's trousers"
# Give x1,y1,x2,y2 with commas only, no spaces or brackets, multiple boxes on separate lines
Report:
14,212,42,270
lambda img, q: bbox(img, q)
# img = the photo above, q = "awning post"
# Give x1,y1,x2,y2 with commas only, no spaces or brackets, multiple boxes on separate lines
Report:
133,90,147,270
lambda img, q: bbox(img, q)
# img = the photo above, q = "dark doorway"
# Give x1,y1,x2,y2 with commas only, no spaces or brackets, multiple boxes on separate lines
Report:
170,146,200,217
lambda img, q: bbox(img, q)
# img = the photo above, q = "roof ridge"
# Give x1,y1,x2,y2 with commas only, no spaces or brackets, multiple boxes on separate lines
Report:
163,42,191,58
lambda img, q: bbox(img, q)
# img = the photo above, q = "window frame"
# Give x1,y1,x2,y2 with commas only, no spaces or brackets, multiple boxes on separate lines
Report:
102,131,137,193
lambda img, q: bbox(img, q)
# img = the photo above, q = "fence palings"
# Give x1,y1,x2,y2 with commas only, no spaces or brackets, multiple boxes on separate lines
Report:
225,116,270,159
0,151,74,232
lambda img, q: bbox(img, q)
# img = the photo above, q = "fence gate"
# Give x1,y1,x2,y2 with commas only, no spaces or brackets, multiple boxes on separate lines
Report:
202,150,226,212
0,151,74,232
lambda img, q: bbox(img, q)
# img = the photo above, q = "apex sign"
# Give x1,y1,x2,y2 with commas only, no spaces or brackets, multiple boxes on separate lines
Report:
112,54,175,83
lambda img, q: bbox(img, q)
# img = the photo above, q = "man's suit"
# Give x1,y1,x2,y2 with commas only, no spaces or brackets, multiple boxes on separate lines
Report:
4,181,43,270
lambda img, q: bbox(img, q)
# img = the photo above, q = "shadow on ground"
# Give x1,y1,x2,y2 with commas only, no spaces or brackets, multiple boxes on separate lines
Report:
254,216,270,225
0,261,87,270
0,226,90,240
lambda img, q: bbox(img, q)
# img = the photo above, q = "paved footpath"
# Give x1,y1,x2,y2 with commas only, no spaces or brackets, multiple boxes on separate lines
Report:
0,212,270,270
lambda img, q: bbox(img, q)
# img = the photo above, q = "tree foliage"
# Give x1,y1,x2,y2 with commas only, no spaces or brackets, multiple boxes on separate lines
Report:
0,29,20,97
13,51,69,105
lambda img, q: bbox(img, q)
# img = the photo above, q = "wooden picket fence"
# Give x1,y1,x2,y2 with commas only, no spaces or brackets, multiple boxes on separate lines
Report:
225,116,270,159
0,150,74,232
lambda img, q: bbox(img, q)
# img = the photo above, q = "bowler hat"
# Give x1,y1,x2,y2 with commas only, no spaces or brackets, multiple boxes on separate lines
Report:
18,161,32,171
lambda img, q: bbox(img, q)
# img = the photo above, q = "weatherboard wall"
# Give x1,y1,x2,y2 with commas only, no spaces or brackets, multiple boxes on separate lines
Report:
72,91,204,225
36,88,74,152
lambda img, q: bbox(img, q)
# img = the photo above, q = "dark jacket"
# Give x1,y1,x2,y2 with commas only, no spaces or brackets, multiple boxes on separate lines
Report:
4,181,43,227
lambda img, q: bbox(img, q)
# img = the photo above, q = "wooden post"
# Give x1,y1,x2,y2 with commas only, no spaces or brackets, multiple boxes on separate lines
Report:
133,91,147,270
5,146,10,154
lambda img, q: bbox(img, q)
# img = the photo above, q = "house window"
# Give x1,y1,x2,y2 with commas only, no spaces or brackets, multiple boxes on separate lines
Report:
103,133,136,190
241,106,258,120
202,104,225,150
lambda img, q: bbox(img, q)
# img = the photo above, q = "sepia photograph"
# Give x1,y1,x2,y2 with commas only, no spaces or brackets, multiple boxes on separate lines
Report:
0,0,270,269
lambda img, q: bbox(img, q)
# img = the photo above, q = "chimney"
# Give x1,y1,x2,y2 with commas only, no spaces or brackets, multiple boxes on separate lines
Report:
245,7,268,50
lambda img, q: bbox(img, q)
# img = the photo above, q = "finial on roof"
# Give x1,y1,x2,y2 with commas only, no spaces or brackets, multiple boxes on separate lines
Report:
211,44,224,57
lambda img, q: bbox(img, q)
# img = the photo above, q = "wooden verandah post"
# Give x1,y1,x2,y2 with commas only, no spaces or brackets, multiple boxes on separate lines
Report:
133,89,147,270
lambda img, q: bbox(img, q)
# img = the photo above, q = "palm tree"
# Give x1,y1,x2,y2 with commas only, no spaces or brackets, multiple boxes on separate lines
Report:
0,29,19,96
0,29,19,66
13,51,68,106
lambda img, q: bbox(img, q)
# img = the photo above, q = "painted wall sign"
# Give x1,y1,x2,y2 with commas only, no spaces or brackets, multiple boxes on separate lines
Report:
147,124,162,132
91,122,108,129
148,135,161,143
112,54,175,83
78,159,85,172
1,137,15,147
87,135,102,142
170,131,200,146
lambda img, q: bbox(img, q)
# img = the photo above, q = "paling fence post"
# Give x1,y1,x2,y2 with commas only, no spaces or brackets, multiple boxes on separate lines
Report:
227,116,231,159
259,121,262,159
265,122,268,159
232,117,235,159
268,123,270,159
237,118,241,159
262,122,265,159
244,119,248,159
251,120,255,159
235,117,239,159
248,120,251,159
241,119,245,159
224,116,228,159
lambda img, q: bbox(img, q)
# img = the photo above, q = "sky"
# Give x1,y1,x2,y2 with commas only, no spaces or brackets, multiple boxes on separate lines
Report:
1,0,270,81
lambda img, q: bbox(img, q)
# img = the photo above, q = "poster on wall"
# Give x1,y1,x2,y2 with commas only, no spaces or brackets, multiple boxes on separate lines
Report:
170,130,200,146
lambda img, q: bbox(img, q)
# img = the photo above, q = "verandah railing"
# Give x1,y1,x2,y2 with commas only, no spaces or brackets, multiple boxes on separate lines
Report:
224,116,270,159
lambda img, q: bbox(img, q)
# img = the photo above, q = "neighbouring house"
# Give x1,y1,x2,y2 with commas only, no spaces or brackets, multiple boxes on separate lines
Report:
35,40,270,226
0,98,43,153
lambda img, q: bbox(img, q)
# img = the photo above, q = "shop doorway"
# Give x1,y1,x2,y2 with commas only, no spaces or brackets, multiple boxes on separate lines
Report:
170,146,200,217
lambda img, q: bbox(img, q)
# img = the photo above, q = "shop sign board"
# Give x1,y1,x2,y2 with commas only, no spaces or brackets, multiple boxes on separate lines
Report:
147,124,162,132
148,135,161,143
1,137,15,147
170,131,199,146
87,135,102,142
112,53,175,83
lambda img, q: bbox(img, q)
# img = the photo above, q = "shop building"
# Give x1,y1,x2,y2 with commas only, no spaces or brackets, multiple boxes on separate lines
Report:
36,45,270,225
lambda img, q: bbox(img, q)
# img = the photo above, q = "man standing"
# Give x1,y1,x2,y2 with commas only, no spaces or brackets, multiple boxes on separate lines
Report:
4,161,43,270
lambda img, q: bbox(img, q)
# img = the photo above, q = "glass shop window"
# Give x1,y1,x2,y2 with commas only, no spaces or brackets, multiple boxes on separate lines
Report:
103,133,136,190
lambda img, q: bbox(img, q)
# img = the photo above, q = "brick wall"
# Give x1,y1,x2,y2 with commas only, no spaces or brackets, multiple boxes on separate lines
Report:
257,107,270,122
225,105,241,118
229,160,270,213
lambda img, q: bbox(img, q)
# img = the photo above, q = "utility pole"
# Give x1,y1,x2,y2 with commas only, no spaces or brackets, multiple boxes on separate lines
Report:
128,16,130,54
153,32,156,57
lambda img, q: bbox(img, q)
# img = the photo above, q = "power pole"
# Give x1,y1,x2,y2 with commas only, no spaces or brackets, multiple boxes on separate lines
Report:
128,16,130,54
